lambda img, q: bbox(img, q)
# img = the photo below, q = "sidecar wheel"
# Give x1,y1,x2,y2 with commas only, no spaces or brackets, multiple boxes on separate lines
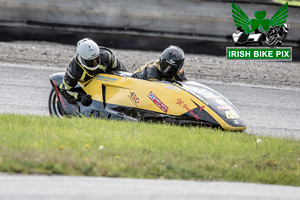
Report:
48,88,64,118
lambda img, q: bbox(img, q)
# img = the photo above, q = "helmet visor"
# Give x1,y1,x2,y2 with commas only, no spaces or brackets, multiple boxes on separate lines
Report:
162,64,178,76
160,59,183,77
80,55,100,70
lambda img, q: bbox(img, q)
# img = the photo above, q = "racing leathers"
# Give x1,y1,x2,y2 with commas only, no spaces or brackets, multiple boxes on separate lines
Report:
60,47,127,104
132,60,187,82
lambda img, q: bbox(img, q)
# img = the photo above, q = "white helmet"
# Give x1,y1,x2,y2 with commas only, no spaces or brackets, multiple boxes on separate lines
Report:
76,38,100,71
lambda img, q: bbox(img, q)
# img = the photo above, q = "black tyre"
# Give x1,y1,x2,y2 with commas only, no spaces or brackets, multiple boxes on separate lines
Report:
48,88,64,118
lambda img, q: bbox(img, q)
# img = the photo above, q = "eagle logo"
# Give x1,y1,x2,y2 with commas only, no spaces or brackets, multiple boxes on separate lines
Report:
232,2,288,34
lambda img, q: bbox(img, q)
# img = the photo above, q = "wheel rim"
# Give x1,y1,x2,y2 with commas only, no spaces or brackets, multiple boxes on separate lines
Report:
49,90,63,118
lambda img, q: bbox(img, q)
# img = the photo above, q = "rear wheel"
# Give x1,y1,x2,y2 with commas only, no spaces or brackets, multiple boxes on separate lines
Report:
48,88,64,118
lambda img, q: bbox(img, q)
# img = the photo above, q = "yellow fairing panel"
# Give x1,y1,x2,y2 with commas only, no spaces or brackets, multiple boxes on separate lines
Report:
79,74,203,116
79,74,246,131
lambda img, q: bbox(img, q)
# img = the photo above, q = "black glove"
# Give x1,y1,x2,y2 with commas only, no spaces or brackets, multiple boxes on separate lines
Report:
78,93,92,106
60,89,77,105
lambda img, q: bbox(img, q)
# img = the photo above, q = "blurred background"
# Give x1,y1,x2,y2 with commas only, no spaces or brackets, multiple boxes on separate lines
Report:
0,0,299,58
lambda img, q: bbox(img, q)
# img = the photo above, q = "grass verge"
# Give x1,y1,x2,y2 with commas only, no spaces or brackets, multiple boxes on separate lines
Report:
0,114,299,186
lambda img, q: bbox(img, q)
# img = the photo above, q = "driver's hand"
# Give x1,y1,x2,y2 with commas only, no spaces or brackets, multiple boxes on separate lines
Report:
79,93,92,106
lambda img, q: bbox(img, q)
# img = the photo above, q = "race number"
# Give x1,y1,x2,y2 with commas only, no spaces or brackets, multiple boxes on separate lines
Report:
225,110,239,119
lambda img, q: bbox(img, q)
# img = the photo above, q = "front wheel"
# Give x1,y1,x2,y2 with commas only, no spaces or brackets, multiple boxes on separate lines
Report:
48,88,64,118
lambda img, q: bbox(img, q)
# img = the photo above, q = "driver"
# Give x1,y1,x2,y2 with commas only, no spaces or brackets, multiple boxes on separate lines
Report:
132,45,187,82
60,38,127,106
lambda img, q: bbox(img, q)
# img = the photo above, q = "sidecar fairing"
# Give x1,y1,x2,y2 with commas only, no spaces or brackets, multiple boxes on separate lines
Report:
49,71,246,131
233,32,264,46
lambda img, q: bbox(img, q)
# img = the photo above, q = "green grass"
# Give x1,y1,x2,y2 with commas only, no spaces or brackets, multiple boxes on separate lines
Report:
0,114,300,186
273,0,300,6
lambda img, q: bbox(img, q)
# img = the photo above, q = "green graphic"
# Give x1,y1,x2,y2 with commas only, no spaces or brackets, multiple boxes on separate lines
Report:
232,2,288,33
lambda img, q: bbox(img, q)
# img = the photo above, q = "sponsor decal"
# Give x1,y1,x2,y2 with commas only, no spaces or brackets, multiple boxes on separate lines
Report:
217,105,233,110
128,92,140,106
176,98,185,106
148,91,169,113
176,98,205,120
96,75,118,83
215,99,233,110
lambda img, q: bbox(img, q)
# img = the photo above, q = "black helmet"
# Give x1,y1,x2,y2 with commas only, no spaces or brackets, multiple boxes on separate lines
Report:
159,46,184,77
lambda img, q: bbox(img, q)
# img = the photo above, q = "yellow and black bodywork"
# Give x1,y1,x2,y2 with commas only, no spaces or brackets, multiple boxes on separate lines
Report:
49,71,246,131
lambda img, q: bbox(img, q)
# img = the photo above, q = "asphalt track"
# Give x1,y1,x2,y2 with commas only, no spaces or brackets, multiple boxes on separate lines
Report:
0,63,300,199
0,174,300,200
